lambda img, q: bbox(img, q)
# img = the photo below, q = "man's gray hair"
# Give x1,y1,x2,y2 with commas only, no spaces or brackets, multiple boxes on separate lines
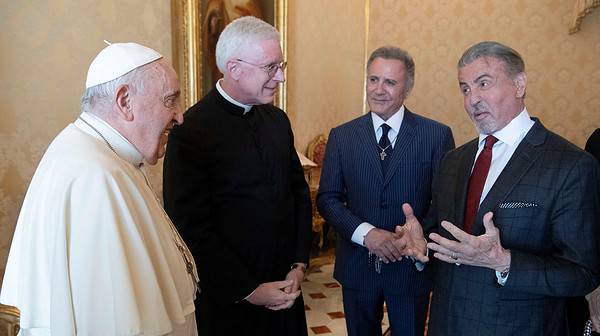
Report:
80,63,158,114
458,41,525,78
215,16,280,73
367,46,415,93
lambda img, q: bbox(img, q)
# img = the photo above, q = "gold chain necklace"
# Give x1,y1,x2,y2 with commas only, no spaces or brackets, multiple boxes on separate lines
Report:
377,133,398,161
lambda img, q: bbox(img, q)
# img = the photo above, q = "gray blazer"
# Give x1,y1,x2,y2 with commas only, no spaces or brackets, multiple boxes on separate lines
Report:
426,119,600,336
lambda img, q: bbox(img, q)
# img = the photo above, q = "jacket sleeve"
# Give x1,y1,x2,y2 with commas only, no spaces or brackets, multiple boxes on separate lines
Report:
505,153,600,296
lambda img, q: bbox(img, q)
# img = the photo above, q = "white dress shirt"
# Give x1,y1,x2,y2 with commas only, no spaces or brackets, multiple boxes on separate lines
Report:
475,108,534,204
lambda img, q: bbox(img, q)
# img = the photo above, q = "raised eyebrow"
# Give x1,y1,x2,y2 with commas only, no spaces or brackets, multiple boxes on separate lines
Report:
474,74,492,83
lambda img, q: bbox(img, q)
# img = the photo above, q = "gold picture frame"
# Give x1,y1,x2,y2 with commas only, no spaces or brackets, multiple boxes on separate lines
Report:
171,0,288,109
569,0,600,34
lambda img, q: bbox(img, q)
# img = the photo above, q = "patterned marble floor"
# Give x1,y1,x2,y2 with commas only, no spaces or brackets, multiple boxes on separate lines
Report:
302,251,389,335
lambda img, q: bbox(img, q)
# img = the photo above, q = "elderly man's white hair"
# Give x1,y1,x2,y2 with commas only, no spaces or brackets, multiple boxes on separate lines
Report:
215,16,280,73
80,63,160,115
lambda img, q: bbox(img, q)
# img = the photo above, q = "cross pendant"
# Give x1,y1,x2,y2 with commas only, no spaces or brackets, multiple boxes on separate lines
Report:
375,257,382,273
380,151,387,161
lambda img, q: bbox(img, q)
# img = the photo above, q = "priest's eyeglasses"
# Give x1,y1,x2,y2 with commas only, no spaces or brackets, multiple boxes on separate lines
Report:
236,59,287,77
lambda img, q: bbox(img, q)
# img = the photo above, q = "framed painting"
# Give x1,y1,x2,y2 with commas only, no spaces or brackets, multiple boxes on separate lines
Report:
171,0,288,109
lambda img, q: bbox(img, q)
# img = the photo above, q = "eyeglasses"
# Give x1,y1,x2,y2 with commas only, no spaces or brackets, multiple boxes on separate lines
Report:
236,59,287,77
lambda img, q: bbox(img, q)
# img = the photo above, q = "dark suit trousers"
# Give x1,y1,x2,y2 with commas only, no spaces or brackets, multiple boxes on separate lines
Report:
342,285,429,336
195,291,308,336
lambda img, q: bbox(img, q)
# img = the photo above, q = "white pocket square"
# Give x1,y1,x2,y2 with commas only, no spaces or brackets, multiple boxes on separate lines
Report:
498,202,539,209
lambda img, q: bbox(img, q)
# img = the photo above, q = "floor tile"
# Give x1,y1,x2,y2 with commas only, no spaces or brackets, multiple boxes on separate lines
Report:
311,326,332,334
327,311,345,319
309,292,327,299
304,249,390,335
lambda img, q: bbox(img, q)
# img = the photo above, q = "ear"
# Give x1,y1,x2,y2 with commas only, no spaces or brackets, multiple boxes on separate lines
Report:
115,85,134,121
514,72,527,98
403,85,413,101
227,59,243,81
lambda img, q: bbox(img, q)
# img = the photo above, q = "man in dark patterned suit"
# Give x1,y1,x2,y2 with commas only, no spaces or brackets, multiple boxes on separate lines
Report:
317,46,454,336
397,41,600,336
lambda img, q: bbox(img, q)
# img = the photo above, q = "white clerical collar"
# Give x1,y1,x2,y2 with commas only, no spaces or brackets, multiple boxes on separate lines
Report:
371,105,405,134
216,79,252,114
75,112,144,167
479,108,534,148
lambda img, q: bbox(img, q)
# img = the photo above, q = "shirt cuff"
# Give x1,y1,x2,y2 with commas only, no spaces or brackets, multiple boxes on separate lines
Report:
351,222,376,246
242,288,257,302
412,248,429,271
495,270,510,286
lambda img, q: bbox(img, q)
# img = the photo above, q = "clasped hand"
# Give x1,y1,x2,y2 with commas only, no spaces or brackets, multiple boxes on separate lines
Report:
246,267,305,311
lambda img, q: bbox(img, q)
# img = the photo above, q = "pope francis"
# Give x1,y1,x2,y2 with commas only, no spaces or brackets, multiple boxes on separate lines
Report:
0,42,199,335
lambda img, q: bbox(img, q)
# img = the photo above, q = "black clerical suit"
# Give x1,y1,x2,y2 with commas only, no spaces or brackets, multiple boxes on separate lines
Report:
163,88,312,335
567,128,600,336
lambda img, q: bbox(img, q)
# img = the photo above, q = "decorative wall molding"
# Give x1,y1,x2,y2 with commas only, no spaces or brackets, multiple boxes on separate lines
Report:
569,0,600,34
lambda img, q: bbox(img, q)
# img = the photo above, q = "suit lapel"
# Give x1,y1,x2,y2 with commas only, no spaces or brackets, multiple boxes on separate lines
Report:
357,113,384,183
383,109,416,186
454,140,479,231
471,120,547,235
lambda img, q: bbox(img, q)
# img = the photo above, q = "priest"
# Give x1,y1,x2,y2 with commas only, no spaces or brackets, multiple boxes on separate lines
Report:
163,16,312,335
0,42,199,335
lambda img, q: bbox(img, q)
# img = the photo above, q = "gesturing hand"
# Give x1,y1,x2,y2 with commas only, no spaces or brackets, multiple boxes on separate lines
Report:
427,212,510,271
394,203,428,263
246,280,300,310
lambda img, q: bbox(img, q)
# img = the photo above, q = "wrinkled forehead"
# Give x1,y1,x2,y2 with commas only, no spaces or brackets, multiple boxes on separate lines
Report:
241,39,282,62
144,60,180,95
163,63,180,90
458,56,507,81
367,58,407,78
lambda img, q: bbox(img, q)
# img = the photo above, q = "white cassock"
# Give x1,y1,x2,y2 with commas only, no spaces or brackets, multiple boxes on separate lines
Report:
1,112,199,336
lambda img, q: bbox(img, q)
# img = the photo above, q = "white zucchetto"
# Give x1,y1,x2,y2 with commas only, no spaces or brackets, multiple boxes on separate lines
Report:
85,41,162,89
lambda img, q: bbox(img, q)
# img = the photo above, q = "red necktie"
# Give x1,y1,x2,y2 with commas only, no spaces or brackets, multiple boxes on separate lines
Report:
464,135,498,233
